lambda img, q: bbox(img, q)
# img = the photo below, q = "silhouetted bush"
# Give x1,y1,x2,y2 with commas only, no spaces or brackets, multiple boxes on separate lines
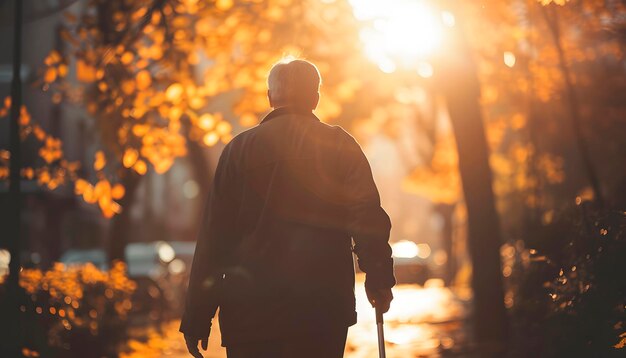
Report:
509,203,626,357
0,262,136,358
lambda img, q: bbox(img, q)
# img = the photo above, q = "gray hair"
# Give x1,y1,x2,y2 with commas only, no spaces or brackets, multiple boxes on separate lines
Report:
267,59,321,107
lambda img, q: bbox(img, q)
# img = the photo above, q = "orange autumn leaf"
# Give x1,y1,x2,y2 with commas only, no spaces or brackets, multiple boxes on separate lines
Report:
32,125,46,141
94,151,106,171
133,160,147,175
76,59,97,82
198,113,216,130
58,64,68,77
216,0,234,11
111,184,125,200
215,120,232,136
74,179,90,195
82,186,97,204
44,67,58,83
39,137,63,163
120,52,134,65
132,124,149,137
122,148,139,168
165,83,184,103
21,167,34,180
202,132,219,146
136,70,152,90
19,106,31,126
94,179,111,198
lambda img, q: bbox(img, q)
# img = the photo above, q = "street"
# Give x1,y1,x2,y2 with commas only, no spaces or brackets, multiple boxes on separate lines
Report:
122,274,471,358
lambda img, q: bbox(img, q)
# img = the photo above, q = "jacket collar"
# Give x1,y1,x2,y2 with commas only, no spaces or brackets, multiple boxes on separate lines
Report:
260,106,320,124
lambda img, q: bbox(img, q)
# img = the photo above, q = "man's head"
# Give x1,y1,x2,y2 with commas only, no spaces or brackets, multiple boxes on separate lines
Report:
267,59,321,111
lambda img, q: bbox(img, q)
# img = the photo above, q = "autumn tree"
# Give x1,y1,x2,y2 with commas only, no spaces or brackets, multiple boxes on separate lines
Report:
0,0,378,261
459,0,626,353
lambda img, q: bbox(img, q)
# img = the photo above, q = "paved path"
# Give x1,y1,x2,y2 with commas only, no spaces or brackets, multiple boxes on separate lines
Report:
123,275,471,358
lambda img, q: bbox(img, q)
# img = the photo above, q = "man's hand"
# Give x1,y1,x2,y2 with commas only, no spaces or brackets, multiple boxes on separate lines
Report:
365,287,393,313
184,335,208,358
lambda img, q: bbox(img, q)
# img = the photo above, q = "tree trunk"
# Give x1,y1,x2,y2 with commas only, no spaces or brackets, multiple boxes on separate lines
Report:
540,4,604,207
108,172,141,262
437,6,508,350
184,123,213,237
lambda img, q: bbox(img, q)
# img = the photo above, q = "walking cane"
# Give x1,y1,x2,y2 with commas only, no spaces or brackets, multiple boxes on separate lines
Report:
375,305,386,358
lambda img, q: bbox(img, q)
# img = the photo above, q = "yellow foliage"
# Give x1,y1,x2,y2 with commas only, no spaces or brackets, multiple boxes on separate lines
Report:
19,0,377,218
120,51,134,65
94,179,111,198
93,151,106,171
21,347,40,357
16,262,136,338
44,50,62,66
39,137,63,164
195,17,213,36
74,179,90,195
216,0,234,11
168,106,183,121
165,83,185,103
615,332,626,349
133,160,148,175
404,135,461,204
123,148,139,168
215,120,232,136
198,113,216,130
19,105,30,125
21,167,34,180
58,64,68,77
131,124,149,137
136,70,152,90
0,100,80,191
73,178,124,215
44,67,58,83
121,80,136,95
112,183,126,199
202,132,219,146
539,0,569,5
76,59,97,82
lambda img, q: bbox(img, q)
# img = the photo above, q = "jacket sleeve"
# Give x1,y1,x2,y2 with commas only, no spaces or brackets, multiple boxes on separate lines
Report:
341,134,396,290
180,143,239,338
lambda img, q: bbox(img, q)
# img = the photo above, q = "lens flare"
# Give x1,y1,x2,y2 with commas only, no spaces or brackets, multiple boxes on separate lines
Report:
350,0,443,72
392,240,419,259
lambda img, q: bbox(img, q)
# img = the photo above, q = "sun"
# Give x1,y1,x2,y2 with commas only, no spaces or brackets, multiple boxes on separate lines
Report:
349,0,446,73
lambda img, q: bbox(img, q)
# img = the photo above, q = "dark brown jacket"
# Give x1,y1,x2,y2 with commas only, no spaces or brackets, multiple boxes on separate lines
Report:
180,107,395,346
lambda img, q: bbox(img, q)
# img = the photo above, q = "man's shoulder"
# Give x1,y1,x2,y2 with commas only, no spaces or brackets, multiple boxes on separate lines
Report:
225,115,361,152
325,124,362,149
226,124,259,148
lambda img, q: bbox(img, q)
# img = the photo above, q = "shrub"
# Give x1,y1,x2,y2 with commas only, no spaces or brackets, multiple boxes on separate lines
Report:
1,262,136,358
509,204,626,357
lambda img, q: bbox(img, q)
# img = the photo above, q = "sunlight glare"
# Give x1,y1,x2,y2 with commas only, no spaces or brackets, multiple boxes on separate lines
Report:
417,243,431,259
392,240,419,259
278,54,297,64
351,0,443,71
441,11,456,27
504,51,516,68
157,242,176,263
417,61,434,78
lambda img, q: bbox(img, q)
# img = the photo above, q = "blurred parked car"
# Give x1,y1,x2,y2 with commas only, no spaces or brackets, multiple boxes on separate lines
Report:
60,241,196,321
391,240,430,285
